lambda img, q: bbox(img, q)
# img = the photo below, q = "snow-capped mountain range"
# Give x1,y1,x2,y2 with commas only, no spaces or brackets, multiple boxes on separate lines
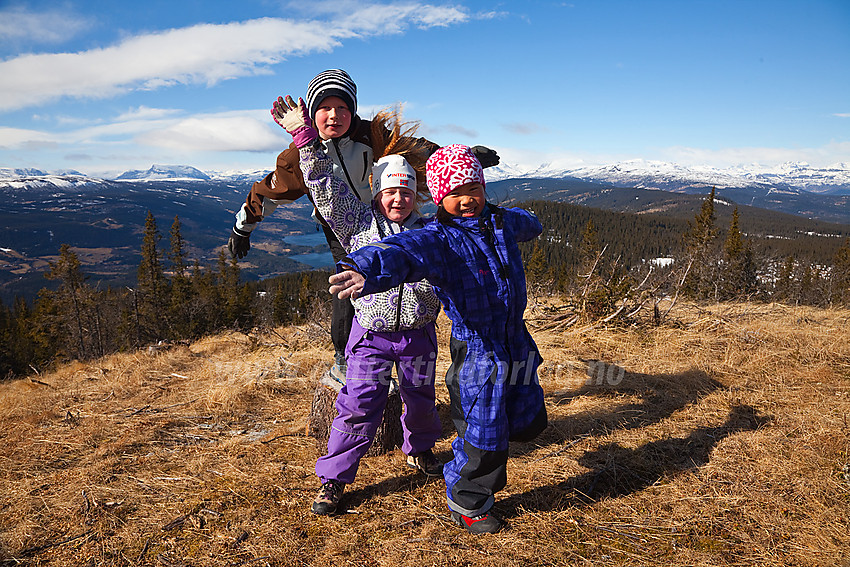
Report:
484,159,850,196
0,164,269,187
2,160,850,196
2,160,848,304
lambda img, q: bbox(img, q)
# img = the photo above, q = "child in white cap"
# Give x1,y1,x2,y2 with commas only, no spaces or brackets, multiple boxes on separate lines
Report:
272,96,444,515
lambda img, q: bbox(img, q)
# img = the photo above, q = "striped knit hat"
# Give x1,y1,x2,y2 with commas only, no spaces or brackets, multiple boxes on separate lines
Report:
426,144,485,205
305,69,357,121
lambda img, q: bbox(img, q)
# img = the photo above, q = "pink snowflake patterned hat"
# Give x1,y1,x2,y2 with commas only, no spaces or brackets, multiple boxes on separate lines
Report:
426,144,485,205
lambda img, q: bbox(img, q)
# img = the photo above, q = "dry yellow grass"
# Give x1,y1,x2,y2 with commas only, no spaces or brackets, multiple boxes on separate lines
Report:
1,302,849,566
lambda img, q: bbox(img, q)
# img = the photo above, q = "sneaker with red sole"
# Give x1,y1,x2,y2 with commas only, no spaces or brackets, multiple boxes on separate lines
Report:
451,510,503,534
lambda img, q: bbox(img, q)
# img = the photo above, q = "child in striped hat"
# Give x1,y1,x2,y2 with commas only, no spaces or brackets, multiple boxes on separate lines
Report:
229,70,440,384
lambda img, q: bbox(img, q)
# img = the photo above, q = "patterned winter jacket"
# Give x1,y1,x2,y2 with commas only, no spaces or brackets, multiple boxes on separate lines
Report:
340,204,543,359
298,144,441,332
234,116,439,234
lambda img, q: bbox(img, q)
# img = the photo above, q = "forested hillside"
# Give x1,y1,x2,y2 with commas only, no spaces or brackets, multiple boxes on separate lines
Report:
2,194,849,381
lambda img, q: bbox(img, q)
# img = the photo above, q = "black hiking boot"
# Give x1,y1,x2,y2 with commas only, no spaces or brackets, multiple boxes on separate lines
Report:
406,449,443,477
451,510,504,534
311,479,344,515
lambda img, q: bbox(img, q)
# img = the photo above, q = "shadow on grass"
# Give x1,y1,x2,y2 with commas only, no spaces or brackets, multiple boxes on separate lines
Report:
498,403,770,519
328,366,769,516
510,367,727,459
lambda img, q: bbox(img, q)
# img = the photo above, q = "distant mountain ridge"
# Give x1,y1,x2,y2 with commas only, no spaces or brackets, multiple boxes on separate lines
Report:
2,160,849,195
1,160,849,304
114,164,211,181
486,159,850,196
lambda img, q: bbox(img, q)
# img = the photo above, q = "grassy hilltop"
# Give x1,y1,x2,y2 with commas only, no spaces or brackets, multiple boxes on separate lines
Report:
1,301,849,566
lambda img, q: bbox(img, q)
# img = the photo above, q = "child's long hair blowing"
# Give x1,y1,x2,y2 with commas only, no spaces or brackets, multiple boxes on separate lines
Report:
369,107,431,205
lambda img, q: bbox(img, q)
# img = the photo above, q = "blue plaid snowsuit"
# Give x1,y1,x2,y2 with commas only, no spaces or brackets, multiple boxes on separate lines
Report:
341,204,548,516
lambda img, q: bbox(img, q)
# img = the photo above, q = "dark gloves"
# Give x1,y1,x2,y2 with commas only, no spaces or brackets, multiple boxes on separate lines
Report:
470,145,500,168
228,226,251,259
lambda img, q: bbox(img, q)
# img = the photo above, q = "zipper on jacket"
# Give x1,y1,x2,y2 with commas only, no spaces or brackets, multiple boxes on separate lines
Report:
393,285,404,332
480,217,509,280
331,138,362,203
375,209,405,332
477,215,512,342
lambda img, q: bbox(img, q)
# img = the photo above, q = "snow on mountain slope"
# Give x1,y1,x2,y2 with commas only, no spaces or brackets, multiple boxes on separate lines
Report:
114,164,211,181
485,159,850,195
2,160,849,196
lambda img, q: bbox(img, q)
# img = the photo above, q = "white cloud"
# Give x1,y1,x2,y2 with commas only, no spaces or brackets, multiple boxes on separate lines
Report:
0,5,470,112
0,107,282,156
475,10,509,21
283,0,469,28
137,112,283,152
115,106,185,122
0,6,91,43
0,127,56,149
835,113,850,118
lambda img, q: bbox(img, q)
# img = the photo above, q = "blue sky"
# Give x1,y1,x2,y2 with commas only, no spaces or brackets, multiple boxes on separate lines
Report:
1,0,848,176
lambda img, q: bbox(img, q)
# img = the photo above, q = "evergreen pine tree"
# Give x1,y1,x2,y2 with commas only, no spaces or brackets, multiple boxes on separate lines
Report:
682,188,720,299
168,215,187,277
216,250,250,328
831,237,850,305
190,259,220,334
525,241,550,298
0,298,42,378
137,211,168,342
578,219,601,275
720,207,759,299
40,244,103,360
168,215,194,338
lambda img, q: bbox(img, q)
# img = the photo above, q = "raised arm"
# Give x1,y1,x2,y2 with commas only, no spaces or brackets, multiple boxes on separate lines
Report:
298,143,371,251
272,95,371,251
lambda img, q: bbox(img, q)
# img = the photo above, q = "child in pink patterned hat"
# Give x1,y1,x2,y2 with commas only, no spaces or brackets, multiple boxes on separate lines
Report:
330,144,548,534
426,143,486,207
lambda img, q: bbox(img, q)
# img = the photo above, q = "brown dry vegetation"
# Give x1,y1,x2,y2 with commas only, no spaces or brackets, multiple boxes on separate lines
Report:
1,301,849,566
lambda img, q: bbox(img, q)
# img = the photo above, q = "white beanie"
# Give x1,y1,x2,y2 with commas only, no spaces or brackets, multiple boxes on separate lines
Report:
371,155,417,199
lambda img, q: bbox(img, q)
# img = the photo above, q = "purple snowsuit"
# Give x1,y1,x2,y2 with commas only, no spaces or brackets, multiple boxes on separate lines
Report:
296,144,442,485
316,319,440,483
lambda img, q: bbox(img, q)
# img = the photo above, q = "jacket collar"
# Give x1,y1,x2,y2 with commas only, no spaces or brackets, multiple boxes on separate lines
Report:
372,203,426,236
438,202,495,231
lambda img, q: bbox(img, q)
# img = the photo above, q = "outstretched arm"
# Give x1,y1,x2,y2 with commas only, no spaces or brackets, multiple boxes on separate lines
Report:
329,228,446,298
504,207,543,242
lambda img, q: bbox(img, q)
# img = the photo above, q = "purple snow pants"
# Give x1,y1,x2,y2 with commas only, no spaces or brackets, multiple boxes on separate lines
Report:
315,319,442,484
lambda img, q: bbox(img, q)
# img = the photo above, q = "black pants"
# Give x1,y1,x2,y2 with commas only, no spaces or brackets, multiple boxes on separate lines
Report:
322,224,354,355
